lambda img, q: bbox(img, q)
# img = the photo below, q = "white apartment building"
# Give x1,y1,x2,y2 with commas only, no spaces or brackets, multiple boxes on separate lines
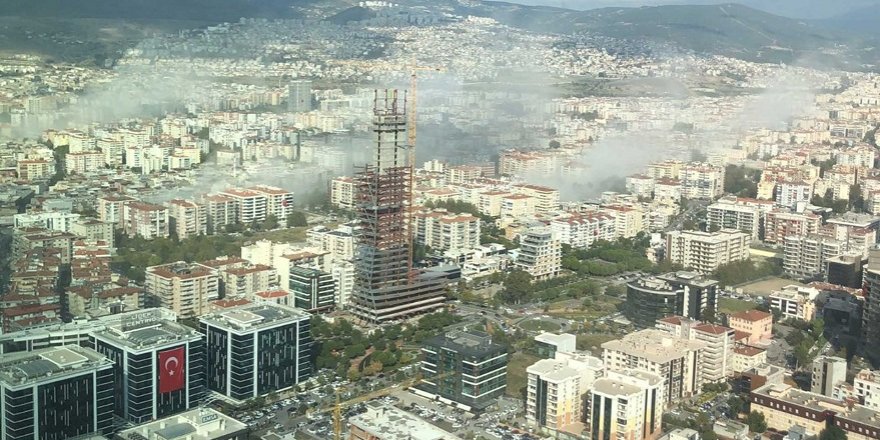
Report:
769,285,820,321
220,188,268,224
854,369,880,410
666,229,751,274
413,210,481,253
655,317,735,383
13,211,80,233
307,224,355,262
774,181,813,209
516,228,562,280
602,329,705,401
64,151,104,175
252,185,295,221
679,163,725,200
707,201,762,239
811,356,847,397
783,235,846,279
123,202,170,239
98,195,137,229
550,212,616,249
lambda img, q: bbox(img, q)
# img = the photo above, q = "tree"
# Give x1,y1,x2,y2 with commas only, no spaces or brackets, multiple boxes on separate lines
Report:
498,270,533,304
727,395,745,416
819,426,848,440
747,411,767,433
287,211,308,227
262,214,279,230
549,140,561,149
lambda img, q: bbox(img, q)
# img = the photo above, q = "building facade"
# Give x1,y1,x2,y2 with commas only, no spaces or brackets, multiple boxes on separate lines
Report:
665,229,751,274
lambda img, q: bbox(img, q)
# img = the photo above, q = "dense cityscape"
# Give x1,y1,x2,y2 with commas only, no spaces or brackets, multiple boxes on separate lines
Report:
0,1,880,440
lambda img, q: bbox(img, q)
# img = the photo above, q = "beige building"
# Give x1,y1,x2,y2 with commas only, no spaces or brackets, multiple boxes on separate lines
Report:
204,194,239,232
67,285,141,318
854,369,880,410
783,234,846,279
512,184,560,213
146,262,220,319
123,202,169,239
730,346,767,373
98,195,137,229
331,176,356,210
665,229,751,274
16,159,53,181
219,264,277,299
728,310,773,345
70,218,114,248
656,317,735,383
602,329,705,401
812,356,847,397
526,352,604,433
64,151,103,175
679,163,725,199
585,370,665,440
515,228,562,280
413,209,481,253
168,199,207,239
478,191,509,217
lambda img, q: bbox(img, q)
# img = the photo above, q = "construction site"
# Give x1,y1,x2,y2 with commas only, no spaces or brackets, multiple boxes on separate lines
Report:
348,88,448,324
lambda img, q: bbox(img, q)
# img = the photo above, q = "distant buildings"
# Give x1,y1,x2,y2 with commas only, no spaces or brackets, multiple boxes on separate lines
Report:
0,346,114,439
415,330,508,411
665,229,751,274
199,303,312,402
288,80,313,113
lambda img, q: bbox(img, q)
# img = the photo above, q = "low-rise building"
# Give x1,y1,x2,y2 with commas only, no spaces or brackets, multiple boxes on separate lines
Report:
116,408,247,440
727,309,773,345
349,402,461,440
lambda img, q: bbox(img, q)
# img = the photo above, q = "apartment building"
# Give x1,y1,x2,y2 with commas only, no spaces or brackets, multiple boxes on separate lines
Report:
168,199,207,239
679,163,725,199
626,174,655,199
812,356,847,397
98,194,137,229
854,369,880,410
252,185,295,221
550,212,616,249
515,228,562,280
330,176,356,210
769,285,820,321
16,158,53,181
774,181,813,209
707,198,764,239
783,234,846,279
220,188,268,224
602,329,705,401
204,194,240,232
656,317,735,383
763,210,822,244
146,262,220,319
218,263,276,299
413,209,481,253
64,151,103,175
501,194,537,219
307,224,355,262
512,184,560,213
585,369,665,440
863,249,880,366
603,205,644,239
665,229,751,274
124,201,170,239
727,310,773,345
526,352,604,433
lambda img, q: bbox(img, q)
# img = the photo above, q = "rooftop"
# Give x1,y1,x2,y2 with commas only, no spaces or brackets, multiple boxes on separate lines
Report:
0,346,112,387
591,377,643,396
424,330,506,358
349,402,461,440
199,303,310,332
730,309,772,322
601,329,706,364
116,408,247,440
147,261,217,280
91,308,202,351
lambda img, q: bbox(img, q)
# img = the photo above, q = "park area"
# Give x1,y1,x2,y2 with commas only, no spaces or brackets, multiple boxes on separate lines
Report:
735,277,803,296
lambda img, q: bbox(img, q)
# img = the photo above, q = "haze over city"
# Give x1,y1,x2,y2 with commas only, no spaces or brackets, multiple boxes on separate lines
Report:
0,1,879,440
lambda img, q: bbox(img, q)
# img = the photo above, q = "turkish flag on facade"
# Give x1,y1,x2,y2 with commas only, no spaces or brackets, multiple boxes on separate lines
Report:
158,347,186,393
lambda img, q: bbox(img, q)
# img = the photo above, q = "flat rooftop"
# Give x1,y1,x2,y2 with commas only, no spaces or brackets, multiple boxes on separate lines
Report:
592,377,643,396
199,303,310,332
116,408,247,440
424,330,506,358
0,346,112,387
350,402,461,440
92,308,202,351
602,329,706,364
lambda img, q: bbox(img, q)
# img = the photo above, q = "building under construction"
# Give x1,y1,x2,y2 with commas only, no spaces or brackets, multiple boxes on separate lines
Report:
349,89,447,324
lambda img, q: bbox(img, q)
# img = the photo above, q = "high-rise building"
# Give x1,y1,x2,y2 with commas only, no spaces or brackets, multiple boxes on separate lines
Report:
0,346,114,439
526,352,603,433
811,355,847,397
168,199,207,239
665,229,751,274
826,254,868,288
678,162,725,199
707,197,768,240
146,262,220,319
199,303,312,402
624,272,719,329
124,201,170,239
655,317,734,383
515,228,562,280
585,369,665,440
783,234,847,279
90,308,205,424
350,90,446,323
289,266,336,313
414,330,507,411
288,80,313,112
602,329,705,401
863,249,880,365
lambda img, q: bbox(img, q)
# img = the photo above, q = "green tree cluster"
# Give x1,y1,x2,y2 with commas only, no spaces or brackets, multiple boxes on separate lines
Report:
723,165,760,198
562,236,654,277
711,259,782,286
747,411,767,433
112,234,241,282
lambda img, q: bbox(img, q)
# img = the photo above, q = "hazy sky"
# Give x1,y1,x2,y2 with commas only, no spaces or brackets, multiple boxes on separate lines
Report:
504,0,878,19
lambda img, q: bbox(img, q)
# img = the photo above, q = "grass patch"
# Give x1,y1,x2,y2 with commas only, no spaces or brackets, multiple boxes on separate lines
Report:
519,319,561,332
718,297,757,314
247,227,309,243
506,352,541,398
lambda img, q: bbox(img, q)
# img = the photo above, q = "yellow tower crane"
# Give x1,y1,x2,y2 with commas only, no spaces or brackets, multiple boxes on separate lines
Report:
406,65,445,168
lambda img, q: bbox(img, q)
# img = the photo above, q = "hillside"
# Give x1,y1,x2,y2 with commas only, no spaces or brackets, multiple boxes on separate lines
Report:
0,0,301,21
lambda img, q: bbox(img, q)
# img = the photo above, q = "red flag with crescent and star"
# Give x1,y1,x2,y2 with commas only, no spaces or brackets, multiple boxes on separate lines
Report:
158,347,185,393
